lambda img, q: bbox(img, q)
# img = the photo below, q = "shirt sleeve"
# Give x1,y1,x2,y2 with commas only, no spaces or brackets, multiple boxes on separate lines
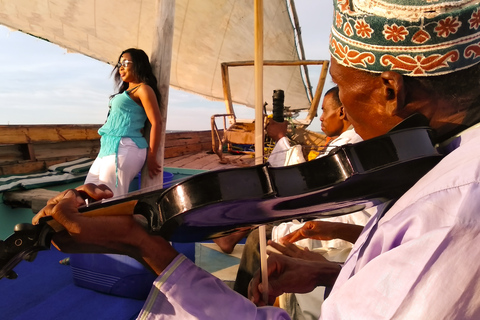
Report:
321,183,480,320
137,255,291,320
268,137,291,167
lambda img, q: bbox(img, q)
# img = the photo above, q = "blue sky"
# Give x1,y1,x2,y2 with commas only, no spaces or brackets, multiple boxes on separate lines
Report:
0,0,333,132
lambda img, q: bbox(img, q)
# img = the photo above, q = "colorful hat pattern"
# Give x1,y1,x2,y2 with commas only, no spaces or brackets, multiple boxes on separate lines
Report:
330,0,480,76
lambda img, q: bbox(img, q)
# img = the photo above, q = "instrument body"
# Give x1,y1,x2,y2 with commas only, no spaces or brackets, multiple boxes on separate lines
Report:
0,124,443,279
146,126,442,241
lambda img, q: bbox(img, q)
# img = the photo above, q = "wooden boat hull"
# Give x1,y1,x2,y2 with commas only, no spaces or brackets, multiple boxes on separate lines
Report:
0,125,213,176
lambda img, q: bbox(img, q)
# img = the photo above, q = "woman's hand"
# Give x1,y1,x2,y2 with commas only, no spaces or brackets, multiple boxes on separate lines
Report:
147,152,162,178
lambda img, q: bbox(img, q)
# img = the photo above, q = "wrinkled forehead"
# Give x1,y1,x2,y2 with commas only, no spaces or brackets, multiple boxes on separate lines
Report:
329,0,480,77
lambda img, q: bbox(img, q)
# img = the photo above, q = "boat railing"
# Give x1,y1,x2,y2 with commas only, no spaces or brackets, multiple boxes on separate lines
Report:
0,125,214,176
0,124,101,176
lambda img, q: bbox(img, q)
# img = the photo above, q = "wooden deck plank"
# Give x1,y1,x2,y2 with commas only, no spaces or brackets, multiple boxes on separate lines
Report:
164,151,255,171
167,152,214,169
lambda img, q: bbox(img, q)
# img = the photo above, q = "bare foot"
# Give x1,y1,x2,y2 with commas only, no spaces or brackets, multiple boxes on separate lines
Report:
213,229,251,254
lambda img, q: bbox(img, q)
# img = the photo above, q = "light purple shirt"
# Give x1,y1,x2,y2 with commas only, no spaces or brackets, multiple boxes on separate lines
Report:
137,255,290,319
322,125,480,319
138,126,480,320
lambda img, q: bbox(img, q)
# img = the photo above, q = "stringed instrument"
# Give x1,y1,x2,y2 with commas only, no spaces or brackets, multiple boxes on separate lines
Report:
0,120,443,280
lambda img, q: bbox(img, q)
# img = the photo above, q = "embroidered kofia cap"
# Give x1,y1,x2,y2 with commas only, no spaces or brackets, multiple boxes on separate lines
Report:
330,0,480,76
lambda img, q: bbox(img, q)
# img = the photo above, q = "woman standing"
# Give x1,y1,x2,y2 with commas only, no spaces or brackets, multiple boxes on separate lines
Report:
85,48,162,196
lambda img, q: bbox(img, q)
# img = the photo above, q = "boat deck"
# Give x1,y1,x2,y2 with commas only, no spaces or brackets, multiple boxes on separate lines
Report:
164,150,257,171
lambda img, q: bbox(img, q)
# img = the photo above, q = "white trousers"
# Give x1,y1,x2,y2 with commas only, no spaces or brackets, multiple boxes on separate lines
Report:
85,137,147,196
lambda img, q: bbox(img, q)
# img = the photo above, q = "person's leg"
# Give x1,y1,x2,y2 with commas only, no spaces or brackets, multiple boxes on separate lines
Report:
85,154,117,193
85,157,103,186
85,138,146,196
233,224,273,297
116,138,147,195
213,228,251,254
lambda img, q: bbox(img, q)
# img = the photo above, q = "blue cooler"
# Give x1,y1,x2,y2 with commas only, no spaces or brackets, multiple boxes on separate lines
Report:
71,171,175,299
70,253,157,300
129,171,174,192
162,171,174,188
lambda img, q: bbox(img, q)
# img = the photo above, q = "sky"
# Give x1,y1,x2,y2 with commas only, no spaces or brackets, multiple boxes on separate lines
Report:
0,0,334,132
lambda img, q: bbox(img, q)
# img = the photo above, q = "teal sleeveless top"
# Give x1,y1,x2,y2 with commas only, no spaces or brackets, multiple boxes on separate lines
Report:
97,89,148,159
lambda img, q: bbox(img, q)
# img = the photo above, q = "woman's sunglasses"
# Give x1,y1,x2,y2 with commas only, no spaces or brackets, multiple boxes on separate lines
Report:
116,60,133,68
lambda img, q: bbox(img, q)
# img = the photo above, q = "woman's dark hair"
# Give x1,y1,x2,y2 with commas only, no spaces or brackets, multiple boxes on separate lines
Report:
112,48,161,102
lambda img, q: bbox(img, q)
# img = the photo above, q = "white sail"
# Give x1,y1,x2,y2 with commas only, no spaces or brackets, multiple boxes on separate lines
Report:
0,0,311,110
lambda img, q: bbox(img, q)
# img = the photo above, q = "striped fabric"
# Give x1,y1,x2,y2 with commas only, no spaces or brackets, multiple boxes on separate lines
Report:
0,158,93,192
47,158,94,173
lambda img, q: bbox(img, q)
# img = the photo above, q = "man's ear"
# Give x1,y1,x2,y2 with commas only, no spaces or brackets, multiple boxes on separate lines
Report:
338,106,346,119
380,71,405,116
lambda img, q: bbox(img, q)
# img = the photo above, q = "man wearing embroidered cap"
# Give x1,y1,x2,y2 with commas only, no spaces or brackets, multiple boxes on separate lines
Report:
302,1,480,318
32,0,480,319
